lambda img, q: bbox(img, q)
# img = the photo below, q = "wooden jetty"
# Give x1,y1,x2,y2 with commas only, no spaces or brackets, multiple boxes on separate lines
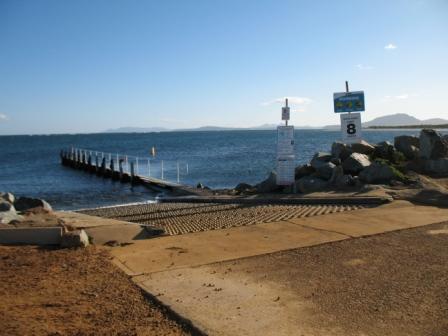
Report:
60,148,198,196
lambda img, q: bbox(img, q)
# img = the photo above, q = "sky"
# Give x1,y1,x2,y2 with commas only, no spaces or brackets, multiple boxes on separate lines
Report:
0,0,447,135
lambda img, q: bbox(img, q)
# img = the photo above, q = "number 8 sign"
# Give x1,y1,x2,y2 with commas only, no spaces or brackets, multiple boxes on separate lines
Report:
340,113,362,143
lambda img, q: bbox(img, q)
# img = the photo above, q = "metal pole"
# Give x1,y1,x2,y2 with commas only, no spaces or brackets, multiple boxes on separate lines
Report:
346,81,351,117
177,161,180,183
161,160,164,180
136,157,139,176
186,163,189,175
148,159,151,177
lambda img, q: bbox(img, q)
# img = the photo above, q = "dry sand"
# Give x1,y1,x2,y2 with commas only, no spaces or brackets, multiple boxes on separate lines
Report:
0,246,198,336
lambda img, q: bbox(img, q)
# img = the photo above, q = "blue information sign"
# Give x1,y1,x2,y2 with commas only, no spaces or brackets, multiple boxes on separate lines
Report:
333,91,365,113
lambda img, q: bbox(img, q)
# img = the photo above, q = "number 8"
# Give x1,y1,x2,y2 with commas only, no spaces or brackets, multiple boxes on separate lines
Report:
347,123,356,135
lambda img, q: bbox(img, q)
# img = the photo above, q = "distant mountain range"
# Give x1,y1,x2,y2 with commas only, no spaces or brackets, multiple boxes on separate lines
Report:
104,113,448,133
362,113,448,127
105,124,314,133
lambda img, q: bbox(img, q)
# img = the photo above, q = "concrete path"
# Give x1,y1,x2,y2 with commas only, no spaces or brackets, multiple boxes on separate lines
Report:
108,201,448,335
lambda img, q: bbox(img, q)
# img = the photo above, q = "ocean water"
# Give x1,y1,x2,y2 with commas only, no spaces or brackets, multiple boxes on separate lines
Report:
0,129,437,210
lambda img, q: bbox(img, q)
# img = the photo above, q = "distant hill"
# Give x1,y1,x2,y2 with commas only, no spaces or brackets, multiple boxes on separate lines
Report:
363,113,448,127
103,124,318,133
105,127,169,133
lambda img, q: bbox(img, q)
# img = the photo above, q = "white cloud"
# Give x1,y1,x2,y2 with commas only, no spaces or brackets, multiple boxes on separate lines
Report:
261,96,312,106
395,94,409,100
355,64,373,70
384,43,397,50
0,113,8,121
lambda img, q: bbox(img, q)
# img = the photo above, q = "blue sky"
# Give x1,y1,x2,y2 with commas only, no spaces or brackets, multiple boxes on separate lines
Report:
0,0,447,134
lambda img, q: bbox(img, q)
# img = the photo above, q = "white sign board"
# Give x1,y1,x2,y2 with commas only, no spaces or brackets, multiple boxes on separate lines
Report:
282,107,290,121
277,126,294,156
340,113,362,144
276,155,295,185
276,126,295,185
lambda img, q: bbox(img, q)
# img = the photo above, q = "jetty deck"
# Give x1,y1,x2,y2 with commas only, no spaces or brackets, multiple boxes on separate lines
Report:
60,148,205,196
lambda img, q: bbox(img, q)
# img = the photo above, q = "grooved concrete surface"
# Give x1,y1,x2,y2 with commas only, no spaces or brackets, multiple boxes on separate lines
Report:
79,202,369,235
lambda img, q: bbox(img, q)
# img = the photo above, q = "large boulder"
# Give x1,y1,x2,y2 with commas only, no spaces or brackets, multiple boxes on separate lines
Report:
350,140,375,155
419,129,448,159
310,152,335,180
256,171,280,193
0,205,23,224
0,192,15,204
331,142,352,161
329,166,357,188
373,141,398,162
359,162,396,184
314,161,336,180
60,229,89,248
0,201,14,212
394,135,420,160
423,158,448,176
234,183,254,193
295,176,328,193
14,197,52,212
310,152,332,165
342,153,371,175
295,164,315,179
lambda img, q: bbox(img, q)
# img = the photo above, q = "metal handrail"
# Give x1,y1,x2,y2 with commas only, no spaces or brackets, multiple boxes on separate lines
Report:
67,147,189,183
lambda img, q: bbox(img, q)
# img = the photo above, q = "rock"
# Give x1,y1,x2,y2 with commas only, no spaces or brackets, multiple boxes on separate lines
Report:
423,158,448,176
295,176,328,193
295,164,315,179
256,171,280,193
234,183,253,193
329,166,356,188
350,140,375,155
196,182,204,189
0,207,23,225
359,162,396,184
342,153,371,175
60,229,89,248
0,201,14,212
0,192,15,204
330,158,341,166
314,161,336,180
331,142,352,161
310,152,332,165
311,152,336,180
329,165,343,184
373,141,397,162
419,129,448,159
14,197,52,212
394,135,420,160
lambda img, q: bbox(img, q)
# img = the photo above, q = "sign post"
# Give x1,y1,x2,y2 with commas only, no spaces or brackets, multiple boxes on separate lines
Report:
276,98,295,186
333,81,365,143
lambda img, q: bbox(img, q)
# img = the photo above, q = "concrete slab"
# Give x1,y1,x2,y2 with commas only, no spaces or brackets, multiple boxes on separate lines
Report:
85,224,160,245
55,211,133,228
0,227,62,245
113,221,347,275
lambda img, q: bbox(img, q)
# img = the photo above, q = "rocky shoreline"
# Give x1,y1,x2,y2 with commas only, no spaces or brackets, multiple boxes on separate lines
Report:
230,129,448,196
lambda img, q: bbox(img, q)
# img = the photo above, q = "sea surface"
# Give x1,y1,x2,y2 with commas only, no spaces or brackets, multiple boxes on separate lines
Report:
0,129,442,210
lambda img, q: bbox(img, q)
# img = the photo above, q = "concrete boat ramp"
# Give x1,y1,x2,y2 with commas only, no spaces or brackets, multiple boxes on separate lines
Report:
61,199,448,335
